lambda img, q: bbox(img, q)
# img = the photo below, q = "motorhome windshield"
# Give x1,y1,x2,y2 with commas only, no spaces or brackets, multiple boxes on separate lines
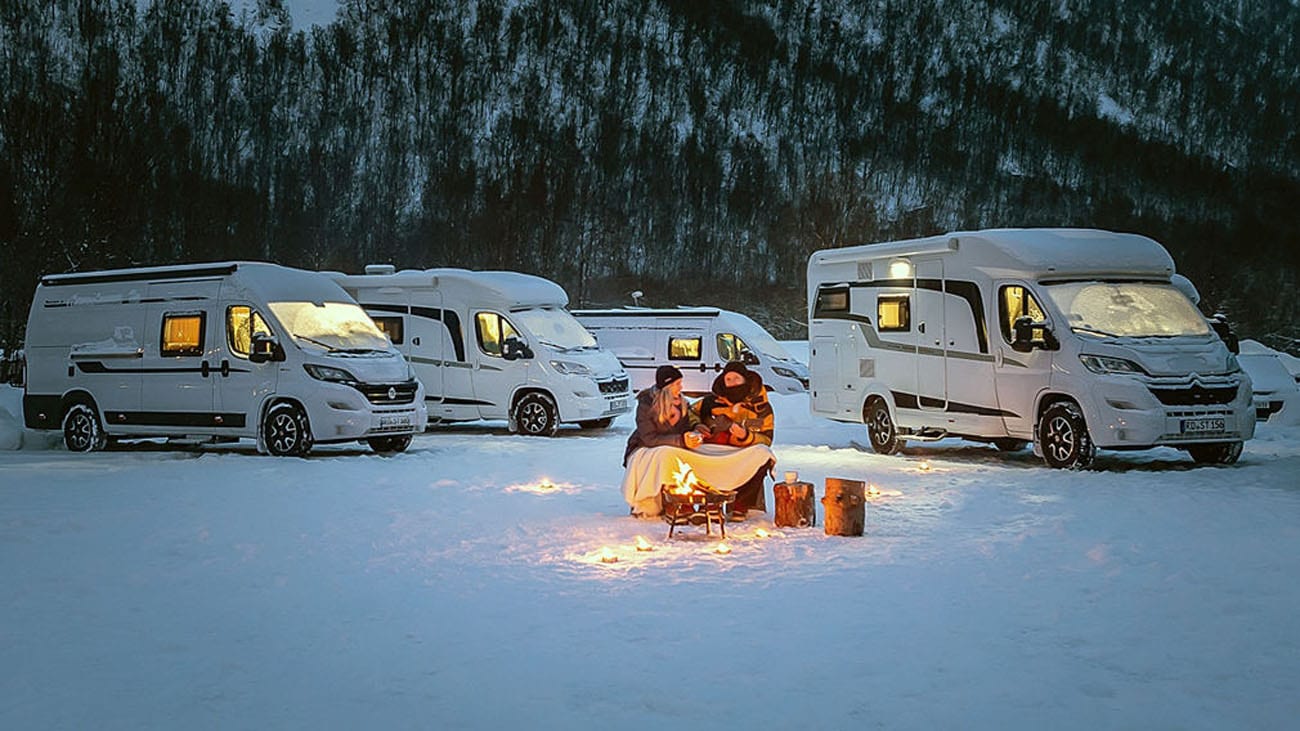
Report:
512,308,598,350
731,315,795,359
1042,282,1212,338
269,301,391,351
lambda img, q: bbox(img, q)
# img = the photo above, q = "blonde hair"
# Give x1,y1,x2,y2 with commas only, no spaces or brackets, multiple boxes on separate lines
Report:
651,386,682,427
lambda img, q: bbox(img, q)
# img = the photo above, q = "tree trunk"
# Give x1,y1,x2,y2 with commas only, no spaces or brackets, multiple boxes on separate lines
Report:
822,478,865,537
774,480,816,528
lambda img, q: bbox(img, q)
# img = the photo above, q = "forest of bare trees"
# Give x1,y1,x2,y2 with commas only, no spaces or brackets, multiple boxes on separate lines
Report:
1,0,1297,348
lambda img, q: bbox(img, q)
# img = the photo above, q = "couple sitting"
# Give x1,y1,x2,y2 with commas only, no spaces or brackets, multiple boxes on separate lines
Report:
621,362,776,520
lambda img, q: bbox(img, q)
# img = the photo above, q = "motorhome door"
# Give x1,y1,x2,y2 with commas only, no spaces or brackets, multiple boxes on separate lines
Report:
216,300,280,431
914,259,948,410
471,310,527,419
993,282,1054,438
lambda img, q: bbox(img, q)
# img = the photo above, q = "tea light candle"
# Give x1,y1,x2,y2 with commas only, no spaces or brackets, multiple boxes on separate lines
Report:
714,543,733,555
783,471,798,484
634,536,654,552
599,547,619,563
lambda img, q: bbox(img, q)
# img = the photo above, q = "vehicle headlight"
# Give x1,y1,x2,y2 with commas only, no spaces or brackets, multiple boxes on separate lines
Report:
304,364,358,383
772,366,797,379
1079,354,1147,376
550,360,592,376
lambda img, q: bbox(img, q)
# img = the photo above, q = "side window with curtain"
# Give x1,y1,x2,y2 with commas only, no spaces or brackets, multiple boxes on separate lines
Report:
227,306,271,358
475,312,519,357
998,285,1048,343
161,313,206,357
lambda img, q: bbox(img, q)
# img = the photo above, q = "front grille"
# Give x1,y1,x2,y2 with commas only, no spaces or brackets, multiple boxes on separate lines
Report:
352,381,418,405
1149,384,1239,406
599,377,629,395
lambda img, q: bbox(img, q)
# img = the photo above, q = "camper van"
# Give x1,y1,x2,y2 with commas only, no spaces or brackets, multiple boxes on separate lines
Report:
23,262,427,455
806,228,1256,468
571,307,810,395
328,266,631,436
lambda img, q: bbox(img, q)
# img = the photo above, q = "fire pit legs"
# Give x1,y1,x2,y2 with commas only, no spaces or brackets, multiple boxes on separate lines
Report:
661,486,735,540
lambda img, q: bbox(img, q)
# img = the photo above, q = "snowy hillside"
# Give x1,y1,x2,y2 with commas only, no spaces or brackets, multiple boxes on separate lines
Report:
2,381,1299,729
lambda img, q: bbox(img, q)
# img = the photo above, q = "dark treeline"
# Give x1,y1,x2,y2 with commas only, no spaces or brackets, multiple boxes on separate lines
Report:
1,0,1297,348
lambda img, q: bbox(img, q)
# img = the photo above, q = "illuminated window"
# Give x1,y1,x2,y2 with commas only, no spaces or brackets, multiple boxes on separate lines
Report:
227,306,271,357
877,296,910,332
161,313,205,357
715,333,751,362
999,285,1047,343
476,312,519,357
668,336,701,361
371,316,404,345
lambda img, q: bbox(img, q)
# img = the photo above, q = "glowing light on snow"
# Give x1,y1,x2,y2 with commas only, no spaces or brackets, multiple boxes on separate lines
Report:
635,536,654,552
754,528,770,538
713,543,732,555
598,547,619,564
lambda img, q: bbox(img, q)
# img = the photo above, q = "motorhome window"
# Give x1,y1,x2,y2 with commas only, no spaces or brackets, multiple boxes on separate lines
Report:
999,285,1048,342
476,312,520,357
371,316,404,345
716,333,752,362
268,301,390,352
161,313,205,357
669,336,702,361
511,308,596,350
814,287,849,317
1041,281,1213,338
227,306,272,357
877,296,910,332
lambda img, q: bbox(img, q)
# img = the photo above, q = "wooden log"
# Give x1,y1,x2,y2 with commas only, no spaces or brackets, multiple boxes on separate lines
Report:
773,480,816,528
822,477,865,536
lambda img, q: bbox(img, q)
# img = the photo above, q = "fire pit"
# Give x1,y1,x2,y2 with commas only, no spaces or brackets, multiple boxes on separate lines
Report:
661,459,736,539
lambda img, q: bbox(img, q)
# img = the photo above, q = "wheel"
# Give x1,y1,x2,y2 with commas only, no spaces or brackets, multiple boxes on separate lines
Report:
993,438,1028,452
1037,401,1095,469
578,417,614,430
864,398,903,455
62,401,106,452
1187,441,1242,465
514,392,559,436
368,434,413,454
263,402,312,456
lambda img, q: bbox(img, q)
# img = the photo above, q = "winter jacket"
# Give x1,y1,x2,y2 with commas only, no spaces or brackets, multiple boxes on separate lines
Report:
692,369,774,447
622,387,702,466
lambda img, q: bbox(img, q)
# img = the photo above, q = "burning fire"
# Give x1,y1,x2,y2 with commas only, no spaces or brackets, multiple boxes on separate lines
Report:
670,458,704,494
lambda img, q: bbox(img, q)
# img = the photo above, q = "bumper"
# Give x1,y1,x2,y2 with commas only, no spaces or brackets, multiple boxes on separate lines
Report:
559,390,631,423
305,381,429,443
1078,376,1256,449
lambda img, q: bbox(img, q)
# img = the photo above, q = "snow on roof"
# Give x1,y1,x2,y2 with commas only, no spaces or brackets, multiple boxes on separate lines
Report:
331,268,569,309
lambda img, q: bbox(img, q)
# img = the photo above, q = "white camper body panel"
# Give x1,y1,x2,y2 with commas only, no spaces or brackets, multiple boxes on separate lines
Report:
23,262,427,453
328,268,631,430
807,228,1255,459
571,308,810,395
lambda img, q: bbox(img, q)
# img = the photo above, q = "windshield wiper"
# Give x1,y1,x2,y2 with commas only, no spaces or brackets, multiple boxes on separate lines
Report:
1071,325,1121,338
292,333,341,352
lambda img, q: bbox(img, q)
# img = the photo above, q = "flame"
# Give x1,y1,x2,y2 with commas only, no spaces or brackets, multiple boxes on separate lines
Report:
634,536,654,552
598,547,619,564
670,458,702,494
866,484,881,499
714,542,733,555
754,528,770,538
918,461,931,472
538,477,555,490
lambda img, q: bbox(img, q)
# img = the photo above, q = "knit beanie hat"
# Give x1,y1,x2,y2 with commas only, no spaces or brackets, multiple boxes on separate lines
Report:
655,364,684,389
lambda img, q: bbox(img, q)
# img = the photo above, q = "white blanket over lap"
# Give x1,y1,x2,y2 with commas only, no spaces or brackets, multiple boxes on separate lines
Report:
622,443,776,516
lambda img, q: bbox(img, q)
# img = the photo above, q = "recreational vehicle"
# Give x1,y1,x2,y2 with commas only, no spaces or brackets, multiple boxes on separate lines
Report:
328,266,631,436
806,228,1256,468
572,307,810,395
23,262,427,455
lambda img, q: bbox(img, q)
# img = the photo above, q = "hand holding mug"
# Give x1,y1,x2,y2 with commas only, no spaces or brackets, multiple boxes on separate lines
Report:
684,431,703,449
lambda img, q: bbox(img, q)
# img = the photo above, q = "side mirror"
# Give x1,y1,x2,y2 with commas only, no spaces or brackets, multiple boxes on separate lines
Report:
1209,314,1240,355
250,332,284,363
1012,316,1059,353
502,336,533,361
740,351,760,366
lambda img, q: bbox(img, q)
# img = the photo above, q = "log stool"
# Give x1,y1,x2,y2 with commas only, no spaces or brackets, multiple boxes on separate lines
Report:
822,477,866,536
774,478,816,528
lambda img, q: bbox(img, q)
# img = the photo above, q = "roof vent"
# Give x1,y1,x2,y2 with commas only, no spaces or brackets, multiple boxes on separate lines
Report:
364,264,396,276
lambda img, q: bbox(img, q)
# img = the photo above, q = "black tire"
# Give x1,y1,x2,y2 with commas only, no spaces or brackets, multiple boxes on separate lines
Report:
578,417,614,430
993,438,1028,453
368,434,413,454
514,392,559,436
1187,441,1243,465
865,398,903,455
264,402,312,456
62,401,106,453
1037,401,1095,469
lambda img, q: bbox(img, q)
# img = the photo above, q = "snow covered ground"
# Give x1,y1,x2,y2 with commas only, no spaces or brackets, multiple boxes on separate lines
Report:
2,377,1299,729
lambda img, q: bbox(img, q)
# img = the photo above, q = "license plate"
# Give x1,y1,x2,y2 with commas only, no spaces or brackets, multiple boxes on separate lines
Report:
1181,417,1225,434
378,414,411,429
610,398,628,412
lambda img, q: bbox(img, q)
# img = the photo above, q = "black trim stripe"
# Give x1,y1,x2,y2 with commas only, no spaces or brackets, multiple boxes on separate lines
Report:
41,264,238,287
75,361,251,375
427,396,494,406
103,411,247,428
890,390,1016,418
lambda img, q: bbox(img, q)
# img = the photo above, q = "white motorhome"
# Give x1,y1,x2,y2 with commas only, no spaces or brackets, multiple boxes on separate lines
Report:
23,262,427,455
328,266,631,436
807,228,1256,468
571,307,810,395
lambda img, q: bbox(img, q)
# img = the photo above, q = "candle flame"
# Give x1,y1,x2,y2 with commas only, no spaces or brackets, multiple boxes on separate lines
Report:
714,542,732,555
754,528,770,538
598,547,619,563
866,484,881,498
635,536,654,552
918,461,931,471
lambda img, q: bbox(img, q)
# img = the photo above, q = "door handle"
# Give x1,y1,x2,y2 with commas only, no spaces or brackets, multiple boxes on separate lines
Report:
201,360,210,377
412,337,421,346
221,359,231,377
918,322,927,334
